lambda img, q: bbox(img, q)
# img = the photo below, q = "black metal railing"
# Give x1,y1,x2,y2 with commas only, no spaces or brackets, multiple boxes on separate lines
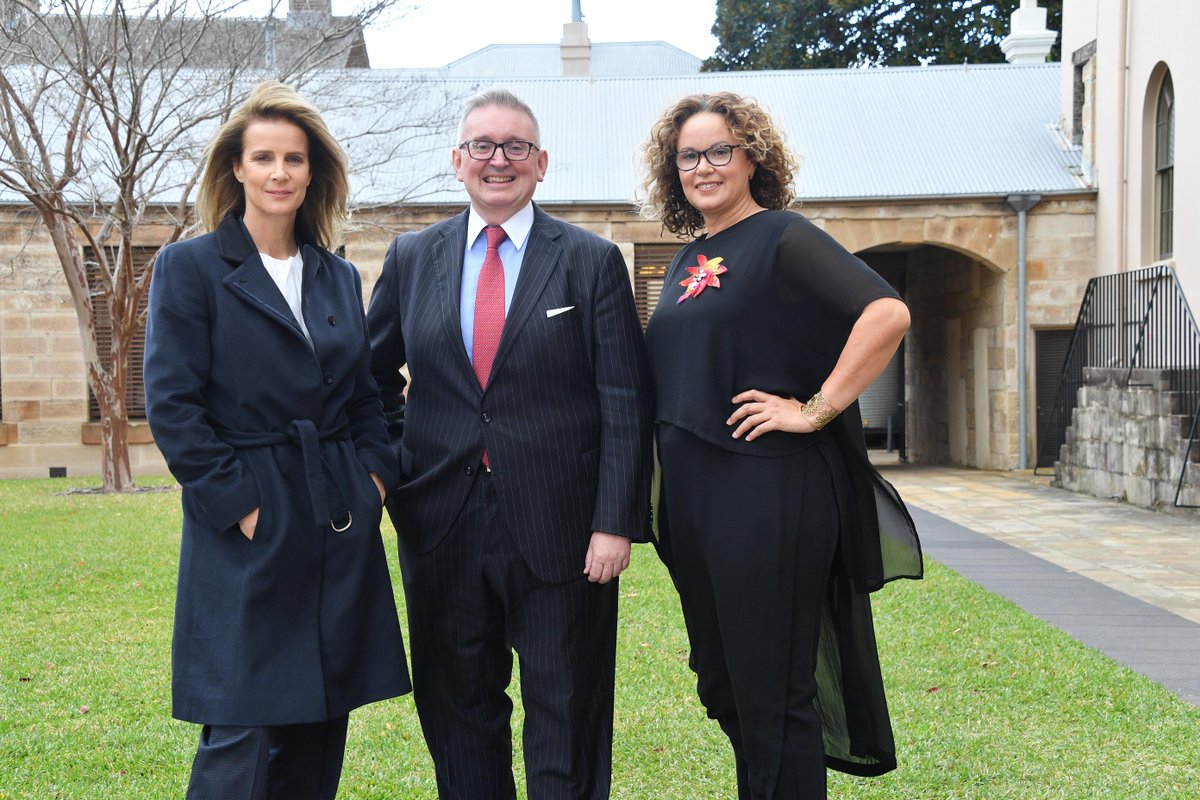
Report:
1035,265,1200,506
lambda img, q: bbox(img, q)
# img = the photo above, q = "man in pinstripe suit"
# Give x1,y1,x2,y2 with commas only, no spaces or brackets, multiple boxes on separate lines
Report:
367,88,654,799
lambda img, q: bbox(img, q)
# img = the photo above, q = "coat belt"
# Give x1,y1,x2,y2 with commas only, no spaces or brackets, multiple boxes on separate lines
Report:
216,418,353,530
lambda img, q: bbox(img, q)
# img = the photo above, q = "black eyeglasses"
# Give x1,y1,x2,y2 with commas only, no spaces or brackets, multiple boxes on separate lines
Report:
670,143,743,171
459,140,540,161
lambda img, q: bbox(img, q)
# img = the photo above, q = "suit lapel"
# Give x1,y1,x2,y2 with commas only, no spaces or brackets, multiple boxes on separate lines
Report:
490,207,562,380
435,212,475,380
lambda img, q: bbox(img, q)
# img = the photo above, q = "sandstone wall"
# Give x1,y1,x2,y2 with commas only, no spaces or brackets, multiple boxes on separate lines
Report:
0,195,1098,477
1057,367,1200,510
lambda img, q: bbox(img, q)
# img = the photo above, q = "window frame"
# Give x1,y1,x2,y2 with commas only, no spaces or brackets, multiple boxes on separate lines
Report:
1154,72,1175,261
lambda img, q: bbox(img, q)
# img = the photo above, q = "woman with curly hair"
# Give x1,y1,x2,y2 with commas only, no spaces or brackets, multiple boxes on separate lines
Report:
641,92,923,799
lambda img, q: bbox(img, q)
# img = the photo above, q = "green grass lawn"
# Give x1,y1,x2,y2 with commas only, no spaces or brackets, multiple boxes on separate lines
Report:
1,477,1197,799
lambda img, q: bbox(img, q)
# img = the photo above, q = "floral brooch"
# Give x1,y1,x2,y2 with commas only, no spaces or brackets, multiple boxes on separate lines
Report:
676,254,727,304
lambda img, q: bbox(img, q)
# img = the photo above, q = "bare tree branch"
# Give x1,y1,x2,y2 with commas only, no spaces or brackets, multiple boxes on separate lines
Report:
0,0,458,490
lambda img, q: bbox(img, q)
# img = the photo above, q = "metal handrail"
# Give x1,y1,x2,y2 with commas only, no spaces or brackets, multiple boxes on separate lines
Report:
1034,265,1200,507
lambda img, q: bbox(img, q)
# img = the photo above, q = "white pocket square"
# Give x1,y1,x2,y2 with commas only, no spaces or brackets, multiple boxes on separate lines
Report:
546,306,575,318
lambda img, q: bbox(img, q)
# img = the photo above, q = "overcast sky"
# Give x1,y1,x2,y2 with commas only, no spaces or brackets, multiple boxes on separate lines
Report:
357,0,720,69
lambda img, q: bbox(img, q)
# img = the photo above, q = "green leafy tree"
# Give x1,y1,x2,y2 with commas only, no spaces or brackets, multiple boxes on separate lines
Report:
704,0,1063,71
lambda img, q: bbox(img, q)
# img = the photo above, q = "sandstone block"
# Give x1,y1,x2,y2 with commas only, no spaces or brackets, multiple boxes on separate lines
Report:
0,315,31,334
2,400,40,421
50,337,85,354
1174,483,1200,509
1129,368,1170,391
18,422,80,444
32,313,84,334
5,336,49,355
0,442,37,469
1159,391,1182,416
40,400,84,421
37,358,85,379
1106,442,1126,473
2,358,32,377
51,381,86,401
1125,417,1149,449
4,379,52,399
1123,475,1152,507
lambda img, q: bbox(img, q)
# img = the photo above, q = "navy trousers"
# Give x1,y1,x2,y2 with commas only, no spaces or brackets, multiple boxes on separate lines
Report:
185,715,349,800
400,470,619,799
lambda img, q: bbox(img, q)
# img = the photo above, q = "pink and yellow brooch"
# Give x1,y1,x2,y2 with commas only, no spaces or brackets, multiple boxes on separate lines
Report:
676,254,727,304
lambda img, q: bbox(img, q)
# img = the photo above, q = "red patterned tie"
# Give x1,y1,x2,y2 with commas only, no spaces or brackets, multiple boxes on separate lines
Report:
473,225,506,468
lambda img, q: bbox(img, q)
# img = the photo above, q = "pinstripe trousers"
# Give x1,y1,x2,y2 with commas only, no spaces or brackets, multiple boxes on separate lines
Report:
400,470,619,800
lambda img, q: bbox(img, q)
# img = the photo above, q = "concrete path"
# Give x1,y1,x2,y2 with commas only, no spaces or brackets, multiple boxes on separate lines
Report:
877,462,1200,707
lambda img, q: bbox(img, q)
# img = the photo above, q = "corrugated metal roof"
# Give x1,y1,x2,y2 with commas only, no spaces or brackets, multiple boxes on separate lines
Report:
442,41,702,77
0,63,1087,208
346,63,1086,204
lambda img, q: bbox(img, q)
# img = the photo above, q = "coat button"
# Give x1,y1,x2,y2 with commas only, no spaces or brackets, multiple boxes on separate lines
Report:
328,314,337,325
465,465,475,476
481,412,491,423
323,373,333,385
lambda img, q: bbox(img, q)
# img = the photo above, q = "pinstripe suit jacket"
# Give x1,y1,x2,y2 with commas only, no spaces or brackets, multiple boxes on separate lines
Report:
367,205,654,583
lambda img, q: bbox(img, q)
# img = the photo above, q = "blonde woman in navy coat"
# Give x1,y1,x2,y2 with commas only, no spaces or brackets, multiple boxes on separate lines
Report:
144,81,410,800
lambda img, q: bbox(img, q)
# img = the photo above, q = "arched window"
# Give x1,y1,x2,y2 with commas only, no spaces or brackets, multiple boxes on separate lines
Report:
1155,72,1174,260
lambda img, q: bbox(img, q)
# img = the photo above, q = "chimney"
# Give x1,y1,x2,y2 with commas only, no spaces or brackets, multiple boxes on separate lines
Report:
288,0,331,29
561,1,590,76
1000,0,1058,64
560,22,591,75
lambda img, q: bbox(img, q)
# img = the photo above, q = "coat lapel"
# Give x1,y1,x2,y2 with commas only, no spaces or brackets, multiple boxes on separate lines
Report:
217,215,310,346
490,206,562,380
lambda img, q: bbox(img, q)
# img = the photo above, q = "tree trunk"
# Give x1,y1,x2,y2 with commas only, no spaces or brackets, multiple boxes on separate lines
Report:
42,212,138,493
86,352,135,492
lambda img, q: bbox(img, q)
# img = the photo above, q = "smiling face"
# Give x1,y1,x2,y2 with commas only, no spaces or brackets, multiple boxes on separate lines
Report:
676,111,760,234
233,117,311,232
452,103,547,225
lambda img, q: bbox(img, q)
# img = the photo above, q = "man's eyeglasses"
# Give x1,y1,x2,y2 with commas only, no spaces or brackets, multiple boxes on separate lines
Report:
670,143,743,172
459,140,540,161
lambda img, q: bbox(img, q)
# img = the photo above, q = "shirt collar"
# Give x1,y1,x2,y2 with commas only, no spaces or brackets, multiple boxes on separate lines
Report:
466,202,534,251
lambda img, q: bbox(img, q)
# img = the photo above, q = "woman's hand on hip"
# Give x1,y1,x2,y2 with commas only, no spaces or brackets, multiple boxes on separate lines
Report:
727,389,815,441
238,507,260,541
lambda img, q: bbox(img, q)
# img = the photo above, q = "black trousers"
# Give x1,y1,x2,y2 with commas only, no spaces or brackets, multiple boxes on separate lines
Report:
185,715,349,800
400,470,619,800
658,424,839,800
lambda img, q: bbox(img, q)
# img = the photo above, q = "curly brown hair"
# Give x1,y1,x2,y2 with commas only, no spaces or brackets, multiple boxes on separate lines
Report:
640,92,798,238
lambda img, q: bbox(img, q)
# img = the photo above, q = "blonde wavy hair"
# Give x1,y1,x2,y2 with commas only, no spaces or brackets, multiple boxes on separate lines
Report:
196,81,349,250
640,92,798,238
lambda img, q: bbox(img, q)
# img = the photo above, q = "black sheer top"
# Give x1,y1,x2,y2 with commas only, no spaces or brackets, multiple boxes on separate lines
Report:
647,209,921,595
646,209,899,457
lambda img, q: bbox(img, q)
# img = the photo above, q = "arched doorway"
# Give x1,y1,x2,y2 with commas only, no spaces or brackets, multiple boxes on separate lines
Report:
858,242,1010,468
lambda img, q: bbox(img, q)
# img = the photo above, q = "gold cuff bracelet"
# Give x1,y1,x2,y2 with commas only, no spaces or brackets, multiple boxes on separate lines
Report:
801,390,840,431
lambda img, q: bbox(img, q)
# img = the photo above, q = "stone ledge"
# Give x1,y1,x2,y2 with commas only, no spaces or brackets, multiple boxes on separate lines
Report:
0,422,16,445
80,422,155,445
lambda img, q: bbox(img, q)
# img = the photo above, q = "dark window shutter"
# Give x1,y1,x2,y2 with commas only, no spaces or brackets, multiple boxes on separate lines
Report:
633,243,680,330
86,247,155,421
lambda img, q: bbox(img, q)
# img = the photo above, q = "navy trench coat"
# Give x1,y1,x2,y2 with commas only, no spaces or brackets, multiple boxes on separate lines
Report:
144,216,411,727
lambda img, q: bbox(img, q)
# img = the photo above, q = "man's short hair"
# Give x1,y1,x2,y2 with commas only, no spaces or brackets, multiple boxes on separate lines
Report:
458,87,541,144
